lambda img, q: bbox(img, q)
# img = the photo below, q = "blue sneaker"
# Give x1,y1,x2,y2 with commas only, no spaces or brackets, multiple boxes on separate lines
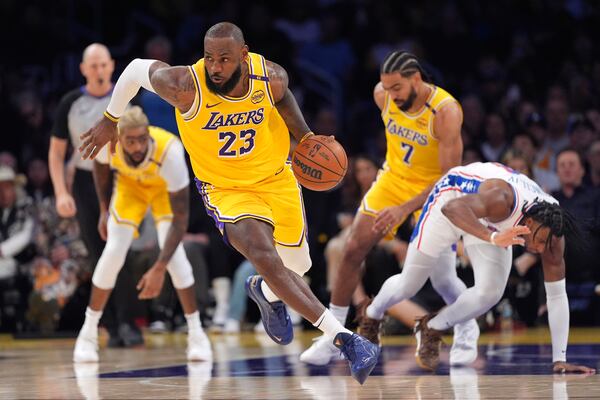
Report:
245,275,293,345
334,332,380,385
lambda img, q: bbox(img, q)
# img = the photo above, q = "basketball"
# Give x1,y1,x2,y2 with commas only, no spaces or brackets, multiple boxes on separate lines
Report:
292,135,348,191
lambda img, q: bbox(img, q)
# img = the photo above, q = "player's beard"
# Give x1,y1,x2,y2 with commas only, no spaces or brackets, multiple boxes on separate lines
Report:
204,64,242,95
123,150,146,167
397,86,417,111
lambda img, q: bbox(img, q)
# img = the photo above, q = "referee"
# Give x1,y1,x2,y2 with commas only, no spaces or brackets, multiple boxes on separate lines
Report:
48,43,142,347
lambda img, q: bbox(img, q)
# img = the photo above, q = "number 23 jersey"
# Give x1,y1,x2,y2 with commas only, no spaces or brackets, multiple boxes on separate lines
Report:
175,52,290,188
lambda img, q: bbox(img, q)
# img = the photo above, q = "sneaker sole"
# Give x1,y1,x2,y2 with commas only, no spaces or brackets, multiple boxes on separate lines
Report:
245,276,293,345
351,346,381,385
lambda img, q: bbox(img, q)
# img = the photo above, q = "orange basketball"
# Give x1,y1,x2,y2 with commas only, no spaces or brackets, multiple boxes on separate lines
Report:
292,135,348,191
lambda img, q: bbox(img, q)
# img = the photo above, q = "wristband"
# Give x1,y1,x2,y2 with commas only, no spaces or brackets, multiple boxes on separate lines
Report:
490,231,498,245
300,132,315,142
103,111,120,123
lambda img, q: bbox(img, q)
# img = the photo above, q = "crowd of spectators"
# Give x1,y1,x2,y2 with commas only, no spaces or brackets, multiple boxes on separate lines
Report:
1,0,599,333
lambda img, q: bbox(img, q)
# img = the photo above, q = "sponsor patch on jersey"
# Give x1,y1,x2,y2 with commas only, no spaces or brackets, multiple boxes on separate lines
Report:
251,90,265,104
416,117,428,130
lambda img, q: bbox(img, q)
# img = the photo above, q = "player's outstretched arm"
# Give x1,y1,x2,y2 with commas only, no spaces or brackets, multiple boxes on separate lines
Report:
267,60,313,143
541,238,596,374
79,59,196,159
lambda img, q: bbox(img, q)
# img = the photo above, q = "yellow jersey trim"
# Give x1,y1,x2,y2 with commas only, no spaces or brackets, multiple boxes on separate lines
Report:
182,66,202,121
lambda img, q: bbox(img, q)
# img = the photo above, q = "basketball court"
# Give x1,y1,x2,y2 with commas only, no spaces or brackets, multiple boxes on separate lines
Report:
1,328,598,399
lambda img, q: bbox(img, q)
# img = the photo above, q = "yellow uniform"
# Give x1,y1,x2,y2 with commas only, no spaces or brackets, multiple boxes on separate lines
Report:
175,52,305,246
108,126,177,232
361,84,458,234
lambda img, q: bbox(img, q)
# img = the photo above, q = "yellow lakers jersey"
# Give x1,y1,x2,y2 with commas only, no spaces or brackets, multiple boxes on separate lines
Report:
174,52,290,187
381,84,458,184
110,126,176,189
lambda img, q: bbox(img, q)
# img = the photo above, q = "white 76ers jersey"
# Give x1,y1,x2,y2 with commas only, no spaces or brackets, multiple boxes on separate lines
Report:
412,162,558,245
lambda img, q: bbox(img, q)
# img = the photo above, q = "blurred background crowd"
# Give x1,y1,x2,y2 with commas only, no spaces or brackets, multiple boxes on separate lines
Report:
0,0,599,341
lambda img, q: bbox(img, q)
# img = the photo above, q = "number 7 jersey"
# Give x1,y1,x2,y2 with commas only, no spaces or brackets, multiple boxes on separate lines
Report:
381,83,457,184
175,52,290,188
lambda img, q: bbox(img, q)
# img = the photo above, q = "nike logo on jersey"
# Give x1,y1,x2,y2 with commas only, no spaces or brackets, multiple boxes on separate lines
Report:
206,102,222,108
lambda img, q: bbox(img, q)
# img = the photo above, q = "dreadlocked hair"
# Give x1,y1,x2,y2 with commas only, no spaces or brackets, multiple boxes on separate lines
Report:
380,51,431,82
522,200,583,251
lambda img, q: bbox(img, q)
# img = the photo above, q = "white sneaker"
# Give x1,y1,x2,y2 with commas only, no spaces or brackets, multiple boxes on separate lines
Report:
223,319,240,334
187,329,213,362
299,335,344,365
450,319,480,366
73,329,99,363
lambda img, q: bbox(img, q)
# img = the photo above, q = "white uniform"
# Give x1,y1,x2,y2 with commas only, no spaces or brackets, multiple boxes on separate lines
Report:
411,162,558,257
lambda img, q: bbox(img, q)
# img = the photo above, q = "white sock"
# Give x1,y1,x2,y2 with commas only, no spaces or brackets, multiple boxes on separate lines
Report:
329,303,349,325
185,311,203,332
260,280,280,302
313,309,352,338
82,307,102,333
212,277,231,310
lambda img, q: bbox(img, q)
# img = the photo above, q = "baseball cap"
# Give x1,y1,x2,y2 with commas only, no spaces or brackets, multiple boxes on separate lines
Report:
0,166,16,182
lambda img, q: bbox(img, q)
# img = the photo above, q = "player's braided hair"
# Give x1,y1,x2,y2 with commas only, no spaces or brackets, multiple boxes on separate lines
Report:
521,200,582,250
381,51,430,81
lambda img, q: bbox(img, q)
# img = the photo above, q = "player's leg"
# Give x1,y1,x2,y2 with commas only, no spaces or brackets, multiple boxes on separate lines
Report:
365,243,436,320
74,217,135,362
429,247,479,365
416,243,512,370
226,218,379,384
331,212,384,310
155,220,212,361
427,243,512,330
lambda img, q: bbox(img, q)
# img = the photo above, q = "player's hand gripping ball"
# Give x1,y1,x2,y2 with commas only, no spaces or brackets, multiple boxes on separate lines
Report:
292,135,348,191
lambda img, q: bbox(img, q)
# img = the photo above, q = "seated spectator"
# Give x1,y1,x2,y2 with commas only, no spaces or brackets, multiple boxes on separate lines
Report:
25,158,53,205
27,246,80,333
0,166,35,331
551,148,600,325
480,113,509,162
569,115,598,156
502,149,533,176
585,139,600,188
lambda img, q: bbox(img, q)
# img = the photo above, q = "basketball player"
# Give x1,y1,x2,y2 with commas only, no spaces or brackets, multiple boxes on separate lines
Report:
78,22,378,384
363,161,595,373
301,51,478,366
49,43,141,346
73,107,212,363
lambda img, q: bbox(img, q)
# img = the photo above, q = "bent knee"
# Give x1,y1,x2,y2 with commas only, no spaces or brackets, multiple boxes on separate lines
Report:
475,287,504,308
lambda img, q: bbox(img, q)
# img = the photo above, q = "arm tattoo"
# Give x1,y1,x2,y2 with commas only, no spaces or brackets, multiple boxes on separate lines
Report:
158,187,190,264
149,64,196,113
92,161,113,212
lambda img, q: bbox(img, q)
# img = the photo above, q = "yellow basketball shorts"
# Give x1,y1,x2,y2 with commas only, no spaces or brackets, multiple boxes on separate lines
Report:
195,164,306,247
110,179,172,235
360,168,432,236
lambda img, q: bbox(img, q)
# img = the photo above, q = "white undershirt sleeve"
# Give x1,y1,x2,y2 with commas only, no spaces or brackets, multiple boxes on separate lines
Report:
106,58,157,118
545,279,569,363
159,139,190,192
